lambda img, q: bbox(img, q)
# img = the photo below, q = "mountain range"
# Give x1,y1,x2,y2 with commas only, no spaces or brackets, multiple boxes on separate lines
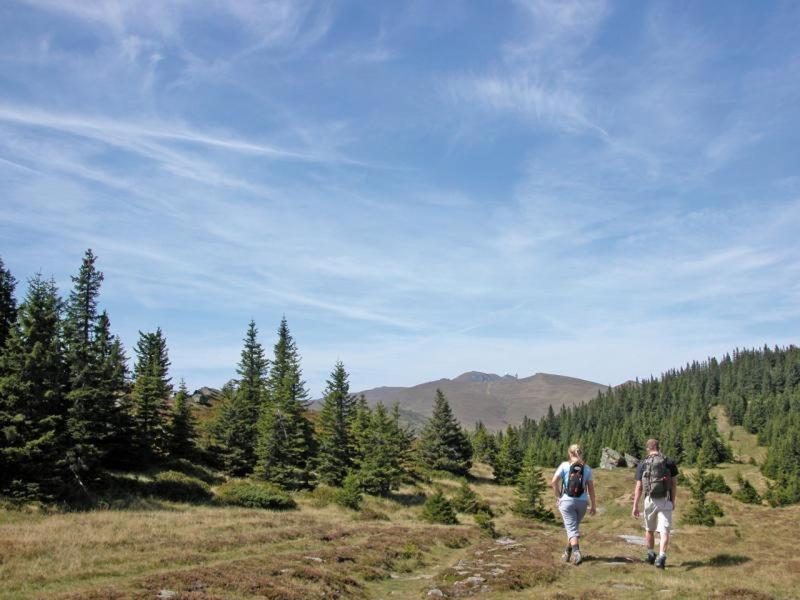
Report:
346,371,608,431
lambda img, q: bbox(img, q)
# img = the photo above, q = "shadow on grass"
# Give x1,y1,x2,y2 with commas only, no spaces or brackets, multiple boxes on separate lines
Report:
467,472,497,485
582,555,637,564
386,491,428,507
680,553,751,570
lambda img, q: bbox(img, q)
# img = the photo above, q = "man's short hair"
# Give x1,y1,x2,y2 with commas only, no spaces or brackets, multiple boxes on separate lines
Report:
645,438,660,451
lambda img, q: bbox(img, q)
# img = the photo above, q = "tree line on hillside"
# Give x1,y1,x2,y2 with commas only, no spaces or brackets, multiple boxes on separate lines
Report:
468,346,800,506
2,251,798,509
0,251,478,503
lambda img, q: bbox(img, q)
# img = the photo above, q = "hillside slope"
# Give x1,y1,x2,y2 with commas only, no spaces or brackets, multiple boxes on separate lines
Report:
355,371,607,430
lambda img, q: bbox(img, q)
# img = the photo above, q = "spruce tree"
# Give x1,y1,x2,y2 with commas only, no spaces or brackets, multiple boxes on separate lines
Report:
95,313,132,468
214,321,268,474
511,446,555,521
64,249,103,388
356,402,404,495
0,256,17,351
416,389,473,476
317,360,357,486
420,489,458,524
64,251,117,478
732,473,761,504
131,328,172,463
471,422,497,464
493,426,523,484
349,394,372,468
254,318,315,489
168,380,197,459
0,275,68,499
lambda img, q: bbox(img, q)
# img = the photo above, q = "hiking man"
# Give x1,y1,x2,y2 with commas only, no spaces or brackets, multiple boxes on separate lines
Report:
632,438,679,568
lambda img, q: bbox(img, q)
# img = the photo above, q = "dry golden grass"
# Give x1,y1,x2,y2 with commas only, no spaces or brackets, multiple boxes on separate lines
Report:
2,422,797,600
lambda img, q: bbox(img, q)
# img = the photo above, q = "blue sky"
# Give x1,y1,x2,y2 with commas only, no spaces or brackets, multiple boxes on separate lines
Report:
1,1,799,396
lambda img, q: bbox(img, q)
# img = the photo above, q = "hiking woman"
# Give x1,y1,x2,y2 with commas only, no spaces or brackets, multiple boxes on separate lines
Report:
551,444,596,565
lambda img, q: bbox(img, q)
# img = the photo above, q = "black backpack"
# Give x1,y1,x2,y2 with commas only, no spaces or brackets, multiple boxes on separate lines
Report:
563,463,585,497
642,454,671,499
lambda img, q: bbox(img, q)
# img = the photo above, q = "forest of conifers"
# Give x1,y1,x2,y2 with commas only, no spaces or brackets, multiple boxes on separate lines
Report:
1,250,798,508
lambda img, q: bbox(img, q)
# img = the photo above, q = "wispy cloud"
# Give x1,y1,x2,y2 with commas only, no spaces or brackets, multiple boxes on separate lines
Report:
2,1,799,396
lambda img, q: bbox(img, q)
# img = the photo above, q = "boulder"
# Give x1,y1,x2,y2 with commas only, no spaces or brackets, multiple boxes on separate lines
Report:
600,447,623,469
623,453,639,468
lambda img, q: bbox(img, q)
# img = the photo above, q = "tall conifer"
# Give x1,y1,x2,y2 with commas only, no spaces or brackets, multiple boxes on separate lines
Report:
0,275,67,499
64,251,117,478
254,318,315,489
317,361,356,486
168,379,197,459
214,321,268,474
493,426,523,484
416,389,473,476
131,328,172,463
0,256,17,351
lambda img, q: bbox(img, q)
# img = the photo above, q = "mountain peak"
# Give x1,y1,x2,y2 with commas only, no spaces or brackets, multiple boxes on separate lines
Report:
453,371,502,382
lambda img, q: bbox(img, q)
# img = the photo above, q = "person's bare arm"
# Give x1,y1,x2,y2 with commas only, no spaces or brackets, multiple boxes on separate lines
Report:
670,476,677,510
551,473,562,505
632,480,642,518
588,480,596,515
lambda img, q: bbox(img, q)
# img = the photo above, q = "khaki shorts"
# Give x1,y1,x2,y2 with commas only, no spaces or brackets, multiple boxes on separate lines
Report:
643,496,673,535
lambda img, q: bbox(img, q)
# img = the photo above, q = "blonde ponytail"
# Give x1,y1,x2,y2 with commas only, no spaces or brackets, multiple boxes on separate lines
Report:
568,443,584,465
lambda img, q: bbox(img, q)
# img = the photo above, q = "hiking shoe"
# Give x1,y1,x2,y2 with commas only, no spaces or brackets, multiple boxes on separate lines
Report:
645,551,656,565
561,547,572,563
655,554,666,569
572,549,583,565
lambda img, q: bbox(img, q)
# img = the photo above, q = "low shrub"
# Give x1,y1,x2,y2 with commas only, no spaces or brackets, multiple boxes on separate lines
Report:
215,480,296,510
474,510,497,538
704,473,732,494
451,480,493,515
334,473,363,510
732,474,762,504
308,485,338,508
148,471,212,503
420,489,457,525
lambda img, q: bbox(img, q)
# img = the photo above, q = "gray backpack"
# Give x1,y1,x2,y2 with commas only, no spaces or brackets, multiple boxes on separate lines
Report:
642,454,671,499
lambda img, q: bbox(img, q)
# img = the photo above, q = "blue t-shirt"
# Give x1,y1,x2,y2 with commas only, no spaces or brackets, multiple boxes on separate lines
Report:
554,461,593,501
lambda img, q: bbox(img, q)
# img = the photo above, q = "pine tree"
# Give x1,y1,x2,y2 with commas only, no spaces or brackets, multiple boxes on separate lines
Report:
130,328,172,463
168,380,197,459
349,394,372,468
64,249,103,388
0,256,17,351
511,447,555,521
214,321,268,474
63,251,118,479
416,389,473,476
0,275,68,499
420,489,457,524
493,426,523,484
99,315,132,468
356,402,404,495
732,473,761,504
471,422,497,464
682,466,723,526
254,318,315,489
451,480,481,514
317,361,357,486
389,402,415,475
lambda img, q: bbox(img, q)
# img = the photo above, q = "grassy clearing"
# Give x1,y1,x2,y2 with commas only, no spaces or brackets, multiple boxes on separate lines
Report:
2,448,798,599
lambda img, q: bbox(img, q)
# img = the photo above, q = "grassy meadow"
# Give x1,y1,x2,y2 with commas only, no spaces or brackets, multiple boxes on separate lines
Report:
1,412,798,599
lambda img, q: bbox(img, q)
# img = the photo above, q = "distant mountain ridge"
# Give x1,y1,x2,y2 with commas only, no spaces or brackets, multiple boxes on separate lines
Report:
352,371,607,431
